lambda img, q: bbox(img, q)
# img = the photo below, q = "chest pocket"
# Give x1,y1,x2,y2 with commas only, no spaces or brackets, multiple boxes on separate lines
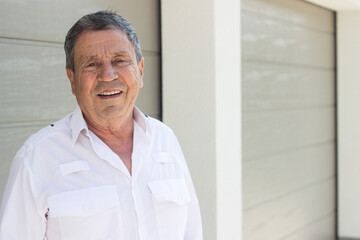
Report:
150,152,186,181
148,179,191,205
148,178,191,240
47,185,123,240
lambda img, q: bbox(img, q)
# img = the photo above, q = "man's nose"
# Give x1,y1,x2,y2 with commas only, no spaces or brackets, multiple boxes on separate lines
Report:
99,63,118,81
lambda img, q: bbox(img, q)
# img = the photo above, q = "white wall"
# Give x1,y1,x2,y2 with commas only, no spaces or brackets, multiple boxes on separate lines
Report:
337,11,360,239
161,0,242,239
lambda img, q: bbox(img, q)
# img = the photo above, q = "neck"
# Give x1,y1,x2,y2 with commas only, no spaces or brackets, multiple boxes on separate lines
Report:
84,108,135,174
85,109,134,144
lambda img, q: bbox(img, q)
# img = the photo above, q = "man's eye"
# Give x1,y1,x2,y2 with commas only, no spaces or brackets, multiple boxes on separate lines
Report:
114,59,130,66
83,62,99,70
87,62,97,67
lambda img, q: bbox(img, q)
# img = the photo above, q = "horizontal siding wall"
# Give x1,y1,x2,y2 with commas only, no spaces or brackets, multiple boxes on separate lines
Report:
241,0,336,239
0,0,160,200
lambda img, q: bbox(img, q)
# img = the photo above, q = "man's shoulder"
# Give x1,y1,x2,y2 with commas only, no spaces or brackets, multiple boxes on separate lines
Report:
24,112,72,148
147,116,174,135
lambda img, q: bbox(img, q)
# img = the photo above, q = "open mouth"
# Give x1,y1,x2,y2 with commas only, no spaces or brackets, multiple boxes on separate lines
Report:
98,90,122,98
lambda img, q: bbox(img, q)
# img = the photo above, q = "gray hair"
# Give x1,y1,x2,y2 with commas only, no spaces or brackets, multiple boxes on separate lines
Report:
64,10,143,72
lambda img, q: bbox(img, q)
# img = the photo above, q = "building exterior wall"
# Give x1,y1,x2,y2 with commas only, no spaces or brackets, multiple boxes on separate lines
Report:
241,0,336,239
0,0,161,200
2,0,360,239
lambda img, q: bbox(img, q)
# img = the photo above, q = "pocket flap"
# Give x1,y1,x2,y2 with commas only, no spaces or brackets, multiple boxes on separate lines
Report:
48,185,119,217
152,152,174,163
148,179,191,205
60,161,90,175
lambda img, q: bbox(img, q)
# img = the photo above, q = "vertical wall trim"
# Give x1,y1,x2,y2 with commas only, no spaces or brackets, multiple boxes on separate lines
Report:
214,0,242,239
161,1,217,239
337,11,360,238
161,0,242,239
334,12,339,240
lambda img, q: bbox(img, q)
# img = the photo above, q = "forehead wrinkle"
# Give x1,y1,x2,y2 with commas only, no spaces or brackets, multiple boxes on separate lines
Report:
74,30,136,67
81,50,131,62
112,50,132,58
87,39,131,55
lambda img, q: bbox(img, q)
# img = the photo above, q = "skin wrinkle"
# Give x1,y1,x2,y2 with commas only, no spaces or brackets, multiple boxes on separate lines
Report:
77,50,134,71
66,29,144,174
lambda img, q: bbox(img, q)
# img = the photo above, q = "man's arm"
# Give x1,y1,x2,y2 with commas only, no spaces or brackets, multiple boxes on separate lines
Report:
170,131,203,240
183,170,203,240
0,145,47,240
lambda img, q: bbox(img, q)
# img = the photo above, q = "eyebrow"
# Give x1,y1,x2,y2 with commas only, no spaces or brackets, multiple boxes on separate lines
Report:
81,51,131,61
112,51,132,58
77,56,97,70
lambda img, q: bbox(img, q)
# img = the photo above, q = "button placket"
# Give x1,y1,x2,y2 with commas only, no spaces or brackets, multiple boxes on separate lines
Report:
131,180,144,239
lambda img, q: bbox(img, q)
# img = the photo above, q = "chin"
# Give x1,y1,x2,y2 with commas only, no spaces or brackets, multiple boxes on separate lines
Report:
98,106,128,120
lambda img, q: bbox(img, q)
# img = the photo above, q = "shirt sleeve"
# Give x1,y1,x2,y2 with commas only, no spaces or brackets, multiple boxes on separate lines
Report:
183,168,203,240
0,144,47,240
170,131,203,240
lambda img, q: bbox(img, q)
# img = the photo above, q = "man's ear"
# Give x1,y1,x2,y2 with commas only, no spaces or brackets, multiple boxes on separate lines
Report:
138,58,144,88
66,68,76,95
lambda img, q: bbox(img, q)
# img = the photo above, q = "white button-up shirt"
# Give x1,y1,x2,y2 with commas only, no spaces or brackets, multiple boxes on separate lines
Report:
0,106,202,240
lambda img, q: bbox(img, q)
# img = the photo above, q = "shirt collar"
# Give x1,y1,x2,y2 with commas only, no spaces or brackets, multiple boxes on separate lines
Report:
70,106,90,146
70,105,152,146
133,106,152,137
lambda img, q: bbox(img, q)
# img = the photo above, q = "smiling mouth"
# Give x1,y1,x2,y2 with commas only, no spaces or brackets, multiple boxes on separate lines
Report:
98,90,122,97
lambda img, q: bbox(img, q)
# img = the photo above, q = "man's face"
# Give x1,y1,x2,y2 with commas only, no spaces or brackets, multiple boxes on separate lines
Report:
66,29,144,125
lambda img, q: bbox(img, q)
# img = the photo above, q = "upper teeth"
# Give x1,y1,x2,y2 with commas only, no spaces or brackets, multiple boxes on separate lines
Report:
99,90,121,96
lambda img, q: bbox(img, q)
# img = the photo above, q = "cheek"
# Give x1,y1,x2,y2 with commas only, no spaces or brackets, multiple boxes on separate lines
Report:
74,81,85,97
75,74,94,95
126,64,140,79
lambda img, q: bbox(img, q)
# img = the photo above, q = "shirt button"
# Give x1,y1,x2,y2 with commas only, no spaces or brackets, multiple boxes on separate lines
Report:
82,205,89,212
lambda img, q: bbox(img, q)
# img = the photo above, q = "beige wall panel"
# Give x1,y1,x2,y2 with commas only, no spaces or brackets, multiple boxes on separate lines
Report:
242,62,335,111
242,0,334,33
0,0,160,52
242,0,335,239
136,53,161,119
0,39,77,123
0,125,45,200
243,179,335,240
284,214,335,240
243,107,335,159
243,143,335,209
242,11,334,69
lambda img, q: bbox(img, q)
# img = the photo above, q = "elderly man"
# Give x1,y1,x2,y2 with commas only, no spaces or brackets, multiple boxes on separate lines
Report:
0,11,202,240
